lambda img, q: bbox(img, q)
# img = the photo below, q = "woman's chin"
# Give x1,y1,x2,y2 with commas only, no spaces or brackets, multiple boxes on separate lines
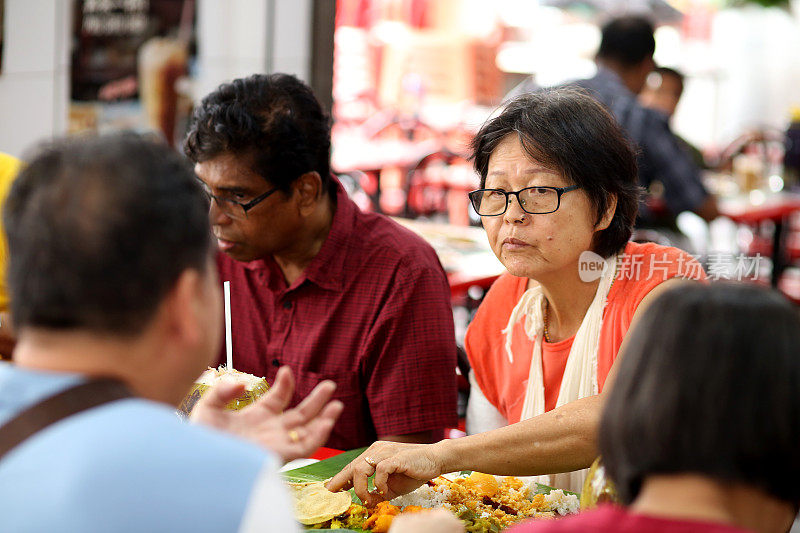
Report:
502,259,544,280
502,257,573,283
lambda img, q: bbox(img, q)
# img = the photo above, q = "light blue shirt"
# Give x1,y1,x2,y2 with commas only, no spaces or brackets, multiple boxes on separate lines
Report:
0,363,298,532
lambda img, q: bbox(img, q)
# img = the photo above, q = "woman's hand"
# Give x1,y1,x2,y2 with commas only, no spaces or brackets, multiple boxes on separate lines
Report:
388,509,464,533
190,366,344,462
326,441,448,507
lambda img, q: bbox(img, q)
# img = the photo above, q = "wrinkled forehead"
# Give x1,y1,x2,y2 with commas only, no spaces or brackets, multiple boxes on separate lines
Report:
484,134,566,185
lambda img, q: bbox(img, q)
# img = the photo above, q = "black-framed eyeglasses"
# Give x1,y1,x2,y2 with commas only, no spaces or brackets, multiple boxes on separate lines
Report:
468,185,581,216
199,181,279,220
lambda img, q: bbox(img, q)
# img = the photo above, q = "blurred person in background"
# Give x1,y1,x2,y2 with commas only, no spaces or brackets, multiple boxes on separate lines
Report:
390,283,800,533
574,17,719,229
508,16,719,237
0,134,343,532
639,66,683,118
184,73,458,450
328,89,705,499
639,66,707,170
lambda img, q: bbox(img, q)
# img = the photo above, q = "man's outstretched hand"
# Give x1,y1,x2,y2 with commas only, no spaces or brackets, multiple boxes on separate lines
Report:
190,366,343,462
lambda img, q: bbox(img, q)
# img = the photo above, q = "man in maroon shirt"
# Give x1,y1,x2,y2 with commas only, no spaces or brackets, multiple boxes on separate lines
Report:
184,73,457,450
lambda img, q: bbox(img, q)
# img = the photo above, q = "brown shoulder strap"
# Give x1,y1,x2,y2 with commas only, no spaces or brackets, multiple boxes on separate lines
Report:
0,378,132,462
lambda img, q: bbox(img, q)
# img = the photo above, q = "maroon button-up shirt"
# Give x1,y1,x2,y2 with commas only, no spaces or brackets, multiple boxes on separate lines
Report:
216,180,458,449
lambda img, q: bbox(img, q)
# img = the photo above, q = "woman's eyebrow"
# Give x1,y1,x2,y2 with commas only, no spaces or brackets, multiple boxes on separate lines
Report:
522,167,559,175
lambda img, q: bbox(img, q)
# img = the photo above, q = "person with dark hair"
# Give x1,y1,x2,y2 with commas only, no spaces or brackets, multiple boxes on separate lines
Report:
640,66,707,169
0,133,344,531
389,283,800,533
328,89,705,500
508,16,719,230
640,66,685,119
503,283,800,533
184,73,457,450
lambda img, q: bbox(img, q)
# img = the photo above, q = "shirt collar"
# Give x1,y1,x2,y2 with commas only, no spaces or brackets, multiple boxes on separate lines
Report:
293,177,354,292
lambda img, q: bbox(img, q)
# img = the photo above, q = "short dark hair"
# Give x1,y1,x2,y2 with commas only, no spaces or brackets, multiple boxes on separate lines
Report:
653,66,685,94
470,89,640,258
600,283,800,505
597,16,656,67
5,133,212,335
183,73,333,196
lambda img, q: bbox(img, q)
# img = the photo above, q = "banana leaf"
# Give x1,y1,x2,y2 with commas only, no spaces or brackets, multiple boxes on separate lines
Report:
282,448,577,532
283,450,574,495
283,447,368,484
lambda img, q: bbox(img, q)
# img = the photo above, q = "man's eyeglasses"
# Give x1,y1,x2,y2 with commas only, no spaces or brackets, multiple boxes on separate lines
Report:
468,185,580,216
198,181,279,220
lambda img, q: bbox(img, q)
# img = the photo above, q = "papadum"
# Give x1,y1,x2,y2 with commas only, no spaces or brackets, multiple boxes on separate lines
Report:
291,481,352,525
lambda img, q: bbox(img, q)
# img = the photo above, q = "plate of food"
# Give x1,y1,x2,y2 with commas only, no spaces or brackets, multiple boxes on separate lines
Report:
282,449,580,532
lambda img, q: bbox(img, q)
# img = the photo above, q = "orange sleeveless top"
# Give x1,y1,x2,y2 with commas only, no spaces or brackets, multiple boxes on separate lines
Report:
464,241,706,423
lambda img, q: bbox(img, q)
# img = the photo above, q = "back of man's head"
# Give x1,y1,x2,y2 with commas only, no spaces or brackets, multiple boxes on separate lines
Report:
597,16,656,67
184,73,333,196
4,133,211,335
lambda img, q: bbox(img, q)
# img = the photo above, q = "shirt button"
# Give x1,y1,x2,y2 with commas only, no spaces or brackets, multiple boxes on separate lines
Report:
272,358,281,367
283,300,292,310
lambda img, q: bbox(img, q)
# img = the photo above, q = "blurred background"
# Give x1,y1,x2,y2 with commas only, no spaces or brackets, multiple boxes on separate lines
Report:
3,0,800,304
2,1,800,205
1,1,798,168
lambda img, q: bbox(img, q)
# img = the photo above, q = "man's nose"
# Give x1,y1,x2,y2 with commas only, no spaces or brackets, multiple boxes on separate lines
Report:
208,197,233,224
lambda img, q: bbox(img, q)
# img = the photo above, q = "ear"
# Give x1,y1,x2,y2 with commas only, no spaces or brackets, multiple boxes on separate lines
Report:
595,194,617,232
162,269,204,351
294,171,324,216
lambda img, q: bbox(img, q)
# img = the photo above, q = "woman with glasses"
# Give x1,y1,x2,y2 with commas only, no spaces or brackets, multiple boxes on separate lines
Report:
328,89,706,502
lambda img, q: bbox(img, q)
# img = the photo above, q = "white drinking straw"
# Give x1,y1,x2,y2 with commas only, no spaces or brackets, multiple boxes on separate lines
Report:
223,281,233,369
